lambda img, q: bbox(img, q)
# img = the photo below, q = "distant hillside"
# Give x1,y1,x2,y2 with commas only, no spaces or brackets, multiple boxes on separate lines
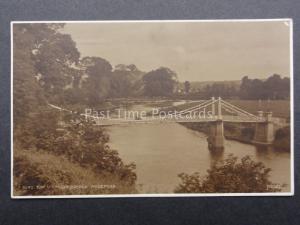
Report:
179,80,241,91
191,80,241,88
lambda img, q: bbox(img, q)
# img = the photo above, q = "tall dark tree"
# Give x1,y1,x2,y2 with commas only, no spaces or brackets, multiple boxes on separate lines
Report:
80,56,113,105
240,76,252,99
263,74,290,99
13,23,81,107
143,67,178,97
239,74,290,100
13,24,46,125
110,64,145,97
184,81,191,94
25,24,81,102
13,23,82,145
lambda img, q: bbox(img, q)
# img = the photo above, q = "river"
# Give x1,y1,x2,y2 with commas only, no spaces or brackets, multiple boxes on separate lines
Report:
106,102,291,193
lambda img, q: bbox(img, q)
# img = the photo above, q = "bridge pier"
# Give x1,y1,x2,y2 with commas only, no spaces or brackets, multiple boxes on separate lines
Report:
207,119,224,151
253,111,274,145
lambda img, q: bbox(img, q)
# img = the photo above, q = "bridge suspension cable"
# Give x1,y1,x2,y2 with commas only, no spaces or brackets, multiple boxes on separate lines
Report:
220,100,261,120
47,97,264,125
168,99,212,115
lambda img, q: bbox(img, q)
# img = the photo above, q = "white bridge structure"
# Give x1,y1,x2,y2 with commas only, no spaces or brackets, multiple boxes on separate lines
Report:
90,97,265,125
50,97,275,150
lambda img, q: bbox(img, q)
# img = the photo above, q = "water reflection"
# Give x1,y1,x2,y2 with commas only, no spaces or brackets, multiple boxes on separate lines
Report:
255,145,274,160
209,149,224,166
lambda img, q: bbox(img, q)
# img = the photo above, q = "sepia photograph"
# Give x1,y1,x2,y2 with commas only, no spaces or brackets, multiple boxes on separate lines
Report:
11,20,293,198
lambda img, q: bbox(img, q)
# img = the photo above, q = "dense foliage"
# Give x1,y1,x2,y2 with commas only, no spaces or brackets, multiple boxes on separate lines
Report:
13,23,137,195
14,113,137,195
175,155,282,193
179,74,289,100
240,75,290,100
143,67,178,97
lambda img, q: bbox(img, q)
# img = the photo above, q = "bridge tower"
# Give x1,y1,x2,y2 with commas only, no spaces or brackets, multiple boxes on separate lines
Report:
207,97,224,151
253,111,274,145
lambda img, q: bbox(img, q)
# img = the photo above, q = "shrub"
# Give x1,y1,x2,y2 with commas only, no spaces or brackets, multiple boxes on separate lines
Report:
175,154,282,193
14,109,137,195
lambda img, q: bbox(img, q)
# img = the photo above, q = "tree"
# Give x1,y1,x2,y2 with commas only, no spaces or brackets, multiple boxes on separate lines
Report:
240,76,252,99
175,154,281,193
143,67,178,97
13,23,138,196
239,74,290,100
16,24,81,103
110,64,145,97
35,33,80,96
80,56,113,105
184,81,191,94
263,74,290,99
13,24,47,125
251,79,264,99
13,23,83,141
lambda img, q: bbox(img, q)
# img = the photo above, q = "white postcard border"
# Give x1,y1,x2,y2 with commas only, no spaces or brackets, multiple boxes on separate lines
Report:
10,19,294,199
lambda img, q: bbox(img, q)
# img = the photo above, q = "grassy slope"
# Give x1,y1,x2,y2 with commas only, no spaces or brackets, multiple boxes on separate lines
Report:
13,149,136,196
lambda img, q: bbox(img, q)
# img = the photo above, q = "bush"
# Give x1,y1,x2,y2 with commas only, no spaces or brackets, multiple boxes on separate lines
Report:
51,116,137,185
14,109,137,195
14,154,54,195
175,154,282,193
14,109,60,149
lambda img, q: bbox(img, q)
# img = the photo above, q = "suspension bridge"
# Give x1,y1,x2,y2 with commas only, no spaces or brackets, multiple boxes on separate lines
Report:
49,97,275,150
85,97,265,125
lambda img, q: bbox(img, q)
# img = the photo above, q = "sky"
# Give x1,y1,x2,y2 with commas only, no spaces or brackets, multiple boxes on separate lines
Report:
62,21,291,82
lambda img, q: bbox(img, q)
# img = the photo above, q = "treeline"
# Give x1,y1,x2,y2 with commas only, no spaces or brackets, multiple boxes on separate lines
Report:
182,74,290,100
14,24,180,110
14,24,289,113
14,23,290,123
65,62,179,104
239,75,290,100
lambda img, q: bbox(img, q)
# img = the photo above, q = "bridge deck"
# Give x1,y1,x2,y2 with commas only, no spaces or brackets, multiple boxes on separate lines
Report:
94,115,264,126
48,97,269,126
